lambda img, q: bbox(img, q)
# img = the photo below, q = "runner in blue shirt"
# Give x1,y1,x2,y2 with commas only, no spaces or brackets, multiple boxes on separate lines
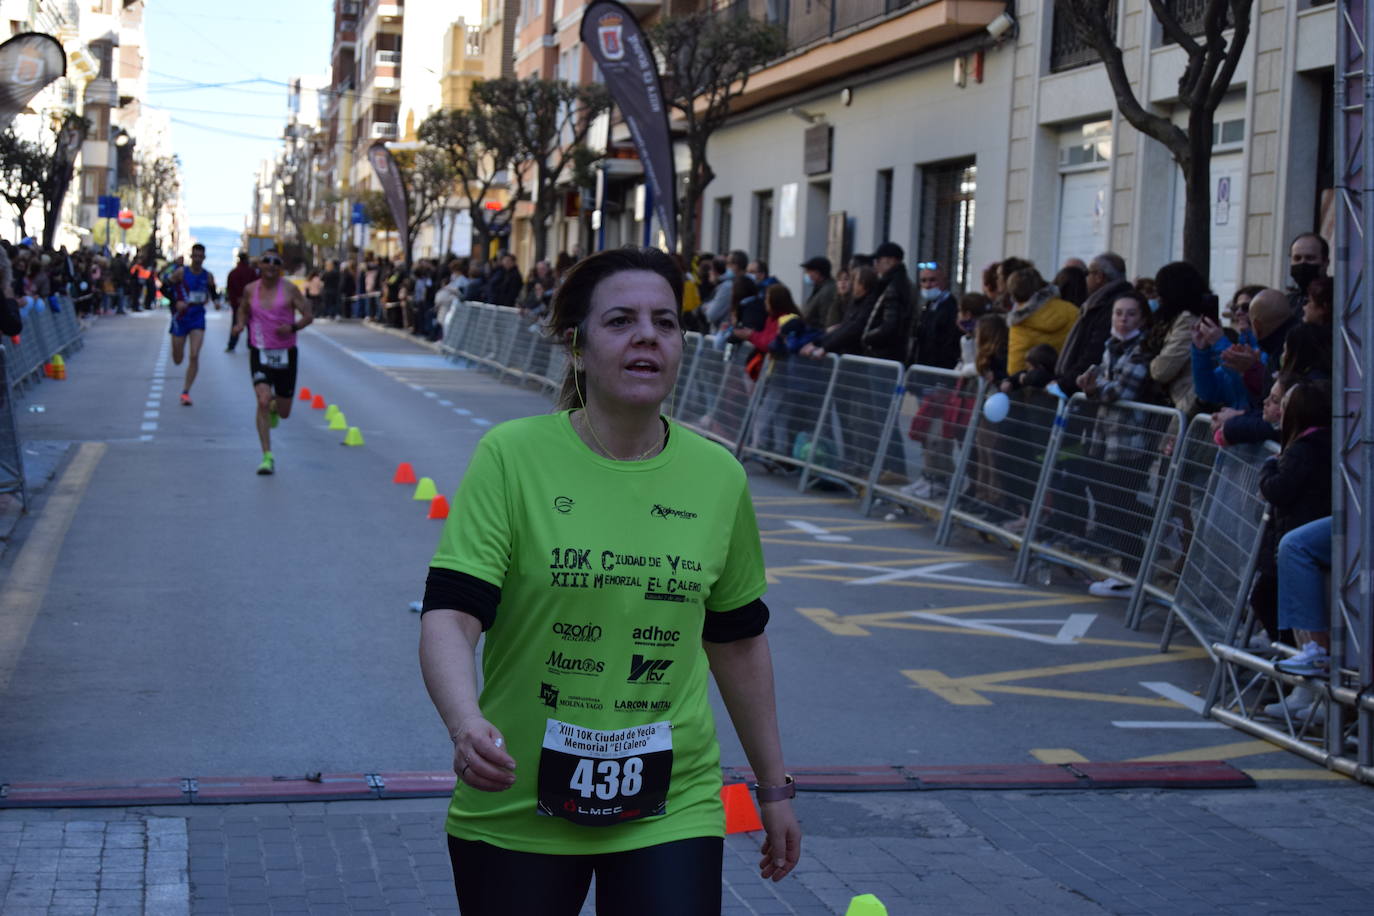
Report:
170,243,217,406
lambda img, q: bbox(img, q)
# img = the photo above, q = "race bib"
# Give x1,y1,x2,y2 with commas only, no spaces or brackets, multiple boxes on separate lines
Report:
261,348,289,369
188,291,207,304
537,718,672,827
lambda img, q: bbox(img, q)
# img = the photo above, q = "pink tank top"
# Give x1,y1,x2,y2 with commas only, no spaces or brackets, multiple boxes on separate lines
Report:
248,280,295,350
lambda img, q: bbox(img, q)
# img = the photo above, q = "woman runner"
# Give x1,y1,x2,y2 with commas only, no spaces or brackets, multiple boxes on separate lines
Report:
419,247,801,915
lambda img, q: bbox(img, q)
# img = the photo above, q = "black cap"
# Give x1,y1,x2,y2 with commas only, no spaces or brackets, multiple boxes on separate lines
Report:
872,241,904,261
800,256,831,275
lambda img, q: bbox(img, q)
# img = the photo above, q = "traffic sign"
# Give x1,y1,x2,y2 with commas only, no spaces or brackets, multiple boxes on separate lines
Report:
116,209,134,229
97,195,120,218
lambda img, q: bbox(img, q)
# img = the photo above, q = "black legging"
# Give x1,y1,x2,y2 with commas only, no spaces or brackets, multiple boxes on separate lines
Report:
447,834,723,915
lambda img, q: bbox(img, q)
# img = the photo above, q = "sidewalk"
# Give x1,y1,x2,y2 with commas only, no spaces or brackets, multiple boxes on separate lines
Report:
2,783,1371,915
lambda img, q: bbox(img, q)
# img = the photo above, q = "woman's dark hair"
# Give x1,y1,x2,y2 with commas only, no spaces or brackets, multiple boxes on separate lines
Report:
764,282,799,318
549,247,684,410
1153,261,1212,327
1230,284,1265,314
981,262,1001,295
974,314,1008,376
1280,379,1331,449
729,273,758,320
1025,342,1058,371
1112,290,1154,331
1053,266,1088,307
852,267,879,298
998,257,1033,284
1279,321,1333,378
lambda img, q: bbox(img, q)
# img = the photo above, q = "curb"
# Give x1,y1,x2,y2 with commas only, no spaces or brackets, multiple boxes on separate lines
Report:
0,762,1255,808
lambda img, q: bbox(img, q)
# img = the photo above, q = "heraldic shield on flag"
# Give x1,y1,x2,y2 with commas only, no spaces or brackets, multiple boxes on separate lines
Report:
597,14,625,61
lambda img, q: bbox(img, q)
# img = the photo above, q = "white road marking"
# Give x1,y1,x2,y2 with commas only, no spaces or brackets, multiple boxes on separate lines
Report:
472,418,491,427
785,520,852,542
140,422,157,431
145,400,159,408
438,399,453,407
1140,681,1206,714
143,411,159,419
905,611,1094,645
453,407,471,416
139,435,153,442
807,559,1014,589
423,391,437,398
408,383,423,391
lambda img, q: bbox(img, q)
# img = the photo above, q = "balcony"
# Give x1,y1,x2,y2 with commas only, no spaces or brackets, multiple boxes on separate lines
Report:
1159,0,1233,44
718,0,1003,114
370,121,398,140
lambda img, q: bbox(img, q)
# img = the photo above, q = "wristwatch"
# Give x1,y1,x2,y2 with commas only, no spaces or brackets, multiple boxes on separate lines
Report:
752,775,795,802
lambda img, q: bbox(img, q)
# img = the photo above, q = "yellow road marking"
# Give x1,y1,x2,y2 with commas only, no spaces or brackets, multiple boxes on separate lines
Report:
1130,740,1280,763
0,442,106,692
902,647,1208,706
1031,749,1090,764
1245,768,1352,781
759,520,924,535
760,538,960,556
903,669,993,705
752,497,852,505
797,608,871,636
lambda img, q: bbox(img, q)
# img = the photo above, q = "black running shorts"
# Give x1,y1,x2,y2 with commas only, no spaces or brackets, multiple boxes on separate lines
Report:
248,346,298,399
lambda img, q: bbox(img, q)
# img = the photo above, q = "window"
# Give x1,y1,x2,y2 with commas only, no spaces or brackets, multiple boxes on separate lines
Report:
918,158,977,292
1212,117,1245,147
875,168,894,245
715,196,732,251
753,190,773,264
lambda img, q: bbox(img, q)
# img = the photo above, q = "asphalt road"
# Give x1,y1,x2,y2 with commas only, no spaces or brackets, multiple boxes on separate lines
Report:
0,310,1334,785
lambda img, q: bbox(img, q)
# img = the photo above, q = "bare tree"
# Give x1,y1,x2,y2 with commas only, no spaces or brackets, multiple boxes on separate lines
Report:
135,152,181,258
418,104,524,263
475,78,610,263
1058,0,1253,279
0,129,47,238
651,11,785,256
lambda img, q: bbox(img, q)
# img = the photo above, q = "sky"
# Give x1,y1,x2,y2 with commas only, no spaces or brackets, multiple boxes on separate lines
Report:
142,2,335,235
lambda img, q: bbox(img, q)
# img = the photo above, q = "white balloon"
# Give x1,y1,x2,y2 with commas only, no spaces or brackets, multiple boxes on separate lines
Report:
983,392,1011,423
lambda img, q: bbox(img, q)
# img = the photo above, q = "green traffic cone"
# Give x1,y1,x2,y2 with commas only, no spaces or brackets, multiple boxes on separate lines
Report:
413,477,438,501
324,403,340,420
343,426,364,446
845,895,888,916
328,411,347,430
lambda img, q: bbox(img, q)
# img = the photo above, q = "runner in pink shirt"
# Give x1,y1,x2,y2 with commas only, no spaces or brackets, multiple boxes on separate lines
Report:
231,249,313,475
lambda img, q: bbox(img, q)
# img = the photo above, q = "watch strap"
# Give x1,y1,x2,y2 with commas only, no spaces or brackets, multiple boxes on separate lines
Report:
752,775,795,802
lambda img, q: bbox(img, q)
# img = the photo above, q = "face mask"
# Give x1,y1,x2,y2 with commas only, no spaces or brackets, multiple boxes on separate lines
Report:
921,286,942,301
1290,261,1322,292
1148,298,1160,313
957,319,975,334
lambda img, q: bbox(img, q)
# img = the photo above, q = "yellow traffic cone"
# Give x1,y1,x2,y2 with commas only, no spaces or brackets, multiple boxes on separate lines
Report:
845,895,888,916
328,411,347,430
413,477,438,501
343,426,364,446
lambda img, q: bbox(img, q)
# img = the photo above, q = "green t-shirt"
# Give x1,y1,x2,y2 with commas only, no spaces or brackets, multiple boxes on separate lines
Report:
430,410,767,854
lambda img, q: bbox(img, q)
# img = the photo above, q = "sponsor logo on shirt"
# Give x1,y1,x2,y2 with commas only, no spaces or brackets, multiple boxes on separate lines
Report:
552,621,603,642
547,650,605,676
632,625,680,647
553,496,574,514
540,682,560,709
539,681,603,711
627,654,672,684
650,503,697,520
614,698,671,713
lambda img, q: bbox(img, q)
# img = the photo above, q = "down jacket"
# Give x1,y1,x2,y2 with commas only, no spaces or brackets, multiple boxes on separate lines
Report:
1006,284,1077,374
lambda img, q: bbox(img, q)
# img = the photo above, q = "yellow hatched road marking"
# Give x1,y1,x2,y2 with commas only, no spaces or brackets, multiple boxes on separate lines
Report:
1129,740,1280,762
1245,768,1352,781
1031,749,1090,764
797,608,871,636
903,669,994,705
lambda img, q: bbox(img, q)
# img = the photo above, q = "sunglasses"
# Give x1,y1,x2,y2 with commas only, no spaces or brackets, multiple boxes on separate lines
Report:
261,257,283,266
917,261,938,270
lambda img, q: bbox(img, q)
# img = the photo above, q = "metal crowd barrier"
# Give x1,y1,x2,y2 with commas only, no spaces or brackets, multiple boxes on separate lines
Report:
3,296,84,392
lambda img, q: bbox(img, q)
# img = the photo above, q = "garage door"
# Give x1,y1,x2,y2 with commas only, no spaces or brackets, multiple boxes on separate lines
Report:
1172,151,1244,308
1057,169,1110,269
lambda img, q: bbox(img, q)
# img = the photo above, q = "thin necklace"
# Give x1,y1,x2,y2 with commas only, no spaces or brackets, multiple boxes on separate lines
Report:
577,409,665,462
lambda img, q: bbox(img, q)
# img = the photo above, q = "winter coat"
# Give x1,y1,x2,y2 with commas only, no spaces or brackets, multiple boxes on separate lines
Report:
817,289,877,356
1191,333,1253,411
860,264,913,363
912,289,962,370
1006,285,1077,375
1087,331,1154,463
802,278,839,329
1258,427,1332,539
1055,278,1133,395
1148,311,1200,414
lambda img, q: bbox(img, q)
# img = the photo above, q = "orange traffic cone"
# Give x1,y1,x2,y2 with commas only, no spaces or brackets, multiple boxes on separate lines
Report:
721,783,762,834
311,394,326,409
43,361,53,377
427,495,450,519
299,387,312,401
393,462,417,484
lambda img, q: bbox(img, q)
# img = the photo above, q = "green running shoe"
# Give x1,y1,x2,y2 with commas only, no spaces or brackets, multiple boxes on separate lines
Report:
256,451,275,475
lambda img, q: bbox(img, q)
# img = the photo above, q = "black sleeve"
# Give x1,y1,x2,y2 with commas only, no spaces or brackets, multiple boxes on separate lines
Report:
702,597,770,643
421,567,502,630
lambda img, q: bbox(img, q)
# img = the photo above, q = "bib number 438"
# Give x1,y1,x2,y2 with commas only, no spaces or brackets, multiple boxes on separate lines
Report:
537,718,672,827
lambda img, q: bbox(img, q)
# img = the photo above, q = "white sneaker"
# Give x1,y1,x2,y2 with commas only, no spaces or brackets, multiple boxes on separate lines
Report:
1088,577,1132,598
1261,685,1318,719
1275,641,1330,676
